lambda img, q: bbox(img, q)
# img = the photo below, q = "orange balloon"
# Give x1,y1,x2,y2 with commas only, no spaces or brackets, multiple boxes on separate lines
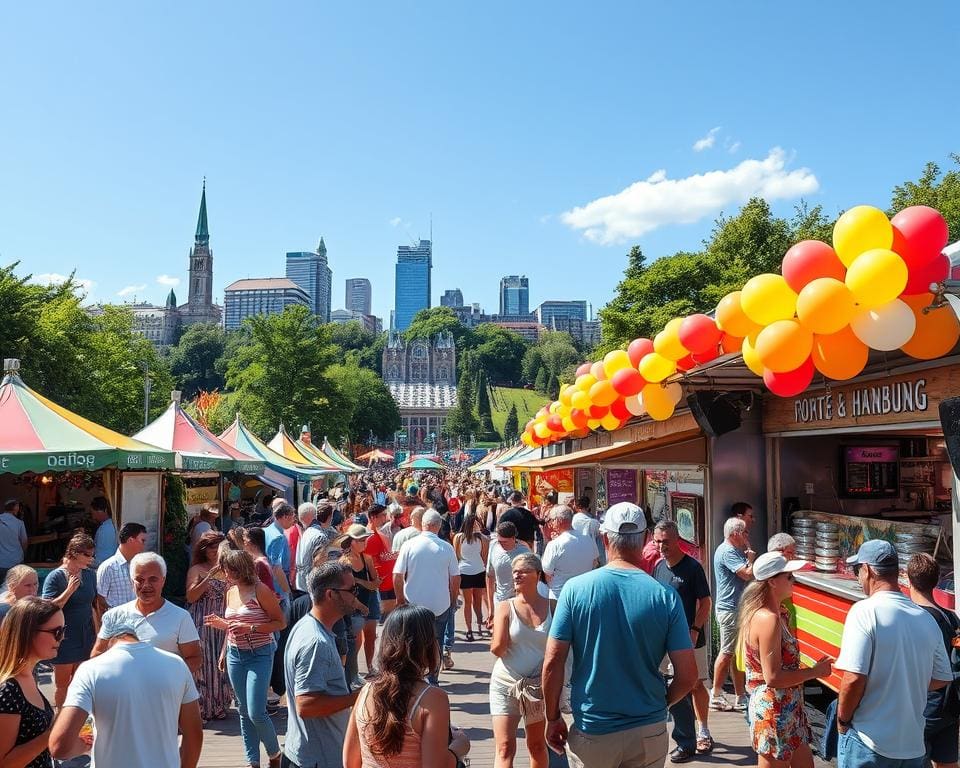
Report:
900,293,960,360
796,278,857,335
716,292,762,338
754,320,814,373
589,379,618,407
811,327,868,381
720,333,743,354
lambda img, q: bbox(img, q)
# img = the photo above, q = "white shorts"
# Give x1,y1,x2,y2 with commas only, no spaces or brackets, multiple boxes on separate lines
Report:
488,665,545,724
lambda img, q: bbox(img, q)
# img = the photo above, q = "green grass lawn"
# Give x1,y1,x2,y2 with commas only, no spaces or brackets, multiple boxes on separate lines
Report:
489,386,547,437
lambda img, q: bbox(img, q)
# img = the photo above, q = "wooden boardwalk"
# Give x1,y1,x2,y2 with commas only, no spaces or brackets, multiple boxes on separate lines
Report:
44,609,833,767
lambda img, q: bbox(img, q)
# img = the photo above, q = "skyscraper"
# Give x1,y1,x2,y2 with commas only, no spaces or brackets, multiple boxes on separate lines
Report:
393,239,432,331
286,238,332,322
178,180,222,327
499,275,529,316
440,289,463,307
345,278,372,315
223,278,311,330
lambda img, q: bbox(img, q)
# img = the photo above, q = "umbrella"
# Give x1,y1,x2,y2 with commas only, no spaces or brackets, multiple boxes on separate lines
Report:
133,400,265,474
0,361,175,473
399,456,446,470
355,448,395,464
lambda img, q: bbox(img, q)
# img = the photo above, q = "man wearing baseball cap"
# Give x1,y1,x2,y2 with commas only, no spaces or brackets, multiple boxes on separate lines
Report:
835,539,952,768
543,502,696,768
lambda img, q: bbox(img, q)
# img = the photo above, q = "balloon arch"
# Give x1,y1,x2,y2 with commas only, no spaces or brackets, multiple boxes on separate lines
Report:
522,205,958,448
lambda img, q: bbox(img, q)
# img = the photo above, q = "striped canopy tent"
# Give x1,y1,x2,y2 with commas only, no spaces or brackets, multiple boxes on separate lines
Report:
496,445,540,468
219,417,332,483
0,361,175,474
320,438,364,473
398,455,446,471
268,425,342,472
468,448,504,473
355,448,395,465
292,427,352,472
133,400,265,474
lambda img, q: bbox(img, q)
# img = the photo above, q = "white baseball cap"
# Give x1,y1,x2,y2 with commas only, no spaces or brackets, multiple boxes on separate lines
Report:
753,551,807,582
599,502,647,535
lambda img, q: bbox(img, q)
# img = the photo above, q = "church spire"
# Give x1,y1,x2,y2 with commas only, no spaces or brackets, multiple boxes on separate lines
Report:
195,179,209,245
317,236,326,258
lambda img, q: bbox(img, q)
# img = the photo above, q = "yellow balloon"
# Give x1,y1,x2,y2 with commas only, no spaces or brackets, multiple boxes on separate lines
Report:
548,401,561,414
602,349,632,378
642,383,676,421
600,412,621,431
561,416,577,432
653,318,689,362
742,334,765,376
534,423,551,439
586,418,602,430
558,384,573,407
832,205,893,267
740,274,798,326
571,390,591,411
556,403,571,418
796,278,856,334
754,320,813,373
575,373,597,392
844,248,908,308
638,352,677,383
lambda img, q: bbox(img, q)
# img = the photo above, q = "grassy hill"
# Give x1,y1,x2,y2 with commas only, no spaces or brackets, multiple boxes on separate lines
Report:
489,386,546,438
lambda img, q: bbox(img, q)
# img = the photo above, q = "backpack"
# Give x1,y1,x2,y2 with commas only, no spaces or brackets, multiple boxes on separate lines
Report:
924,604,960,717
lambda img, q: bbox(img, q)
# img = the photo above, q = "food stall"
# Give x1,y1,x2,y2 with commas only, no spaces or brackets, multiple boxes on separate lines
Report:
0,359,175,561
764,355,959,690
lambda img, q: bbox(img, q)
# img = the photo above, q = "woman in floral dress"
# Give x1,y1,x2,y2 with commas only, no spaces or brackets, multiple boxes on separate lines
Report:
737,552,834,768
186,531,232,720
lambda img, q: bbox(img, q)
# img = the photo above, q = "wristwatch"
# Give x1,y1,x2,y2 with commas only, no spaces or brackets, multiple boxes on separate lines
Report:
838,716,852,728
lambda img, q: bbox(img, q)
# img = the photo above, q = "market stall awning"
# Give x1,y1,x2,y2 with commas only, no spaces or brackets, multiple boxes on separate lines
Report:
0,363,175,473
219,417,332,481
468,448,501,472
268,426,342,471
355,448,395,464
399,456,446,470
321,438,364,473
133,400,265,474
496,445,541,469
512,428,703,470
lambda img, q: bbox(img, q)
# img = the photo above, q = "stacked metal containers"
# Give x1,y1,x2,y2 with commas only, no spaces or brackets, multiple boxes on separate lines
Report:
813,521,840,572
791,516,816,563
894,532,936,564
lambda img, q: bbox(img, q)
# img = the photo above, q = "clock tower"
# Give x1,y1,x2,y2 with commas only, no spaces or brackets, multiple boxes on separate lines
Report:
179,179,222,327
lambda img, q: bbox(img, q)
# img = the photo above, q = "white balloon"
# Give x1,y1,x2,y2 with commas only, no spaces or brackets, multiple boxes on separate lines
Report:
625,394,645,416
665,382,684,405
850,300,916,351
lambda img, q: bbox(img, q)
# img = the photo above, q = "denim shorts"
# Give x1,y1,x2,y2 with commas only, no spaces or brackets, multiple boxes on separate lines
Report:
838,729,925,768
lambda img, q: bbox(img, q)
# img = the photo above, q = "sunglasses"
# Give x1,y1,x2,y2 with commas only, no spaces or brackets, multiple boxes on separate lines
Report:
329,586,359,597
38,626,66,641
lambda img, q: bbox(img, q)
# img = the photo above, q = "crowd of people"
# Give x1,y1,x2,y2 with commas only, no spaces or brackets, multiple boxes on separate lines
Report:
0,478,957,768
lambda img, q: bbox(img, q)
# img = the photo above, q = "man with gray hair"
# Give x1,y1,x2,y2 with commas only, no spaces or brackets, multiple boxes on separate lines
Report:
711,517,755,712
51,618,203,768
283,562,360,768
542,505,598,600
767,532,797,560
289,502,317,592
390,505,425,553
92,552,201,672
393,509,460,682
294,502,327,592
544,502,696,768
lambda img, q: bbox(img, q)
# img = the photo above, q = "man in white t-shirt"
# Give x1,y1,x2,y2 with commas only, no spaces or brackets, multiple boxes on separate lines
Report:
393,510,460,682
91,552,201,673
50,620,203,768
835,540,951,768
542,505,598,600
391,506,425,553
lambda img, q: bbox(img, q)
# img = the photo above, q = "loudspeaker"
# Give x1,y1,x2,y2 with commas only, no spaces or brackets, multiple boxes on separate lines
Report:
940,397,960,480
686,392,742,438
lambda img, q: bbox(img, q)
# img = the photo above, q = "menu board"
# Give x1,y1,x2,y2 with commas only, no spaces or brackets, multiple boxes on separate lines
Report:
841,445,899,498
606,468,638,505
120,472,162,552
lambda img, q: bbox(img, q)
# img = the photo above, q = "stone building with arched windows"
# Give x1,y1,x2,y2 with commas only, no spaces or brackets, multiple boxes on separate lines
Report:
382,331,458,450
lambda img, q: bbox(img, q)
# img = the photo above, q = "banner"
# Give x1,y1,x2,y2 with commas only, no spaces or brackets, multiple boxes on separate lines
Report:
529,469,574,509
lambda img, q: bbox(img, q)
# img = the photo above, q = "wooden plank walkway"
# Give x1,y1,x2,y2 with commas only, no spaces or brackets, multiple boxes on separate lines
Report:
43,608,832,767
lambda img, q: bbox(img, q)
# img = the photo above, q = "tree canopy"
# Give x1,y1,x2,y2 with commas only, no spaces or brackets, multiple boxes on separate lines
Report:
167,323,227,399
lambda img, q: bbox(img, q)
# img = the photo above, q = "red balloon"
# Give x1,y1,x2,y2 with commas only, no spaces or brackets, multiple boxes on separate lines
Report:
610,367,645,396
546,415,564,433
588,404,609,419
575,363,592,377
570,408,589,429
678,314,723,354
675,354,698,372
902,251,950,295
782,240,846,293
891,206,949,270
691,345,720,364
627,338,654,367
763,357,815,397
609,398,631,421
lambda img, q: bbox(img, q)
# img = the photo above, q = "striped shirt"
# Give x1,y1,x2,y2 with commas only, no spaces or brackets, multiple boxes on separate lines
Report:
96,551,135,608
225,599,274,650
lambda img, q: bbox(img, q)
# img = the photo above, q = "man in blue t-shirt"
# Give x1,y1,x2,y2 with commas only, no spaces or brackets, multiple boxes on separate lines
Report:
544,502,696,768
711,516,754,712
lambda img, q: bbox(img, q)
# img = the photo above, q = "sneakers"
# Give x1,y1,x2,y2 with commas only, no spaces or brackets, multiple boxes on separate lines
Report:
442,652,455,670
669,747,696,763
709,695,733,711
733,694,749,711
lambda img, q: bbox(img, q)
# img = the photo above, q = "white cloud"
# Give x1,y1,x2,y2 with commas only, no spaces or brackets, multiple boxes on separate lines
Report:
31,272,95,296
156,274,180,287
117,284,147,297
728,140,741,154
692,126,721,152
389,217,403,227
560,148,819,245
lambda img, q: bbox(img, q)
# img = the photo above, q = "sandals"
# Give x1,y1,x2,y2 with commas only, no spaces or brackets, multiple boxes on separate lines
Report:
465,630,475,642
709,695,733,711
696,735,715,754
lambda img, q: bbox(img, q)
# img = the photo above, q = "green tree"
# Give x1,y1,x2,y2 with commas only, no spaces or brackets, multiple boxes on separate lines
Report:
547,372,560,400
329,322,387,372
890,155,960,241
404,307,475,349
327,361,402,443
471,324,528,385
534,366,548,394
166,323,226,399
443,370,478,443
521,346,544,384
503,403,519,441
476,369,492,417
226,305,349,438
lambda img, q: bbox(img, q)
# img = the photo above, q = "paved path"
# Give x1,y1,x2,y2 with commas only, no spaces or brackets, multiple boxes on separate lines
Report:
43,608,832,768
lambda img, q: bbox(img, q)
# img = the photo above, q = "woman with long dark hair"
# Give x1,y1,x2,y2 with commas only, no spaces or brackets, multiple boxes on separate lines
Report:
343,604,470,768
338,525,380,686
453,510,488,641
186,531,232,720
41,532,96,710
0,597,65,768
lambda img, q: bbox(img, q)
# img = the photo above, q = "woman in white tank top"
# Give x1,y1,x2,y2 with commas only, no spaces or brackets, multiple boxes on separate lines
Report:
489,551,551,768
453,510,489,642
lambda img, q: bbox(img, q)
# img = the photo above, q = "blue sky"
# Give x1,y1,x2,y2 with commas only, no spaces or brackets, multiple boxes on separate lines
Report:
2,2,958,324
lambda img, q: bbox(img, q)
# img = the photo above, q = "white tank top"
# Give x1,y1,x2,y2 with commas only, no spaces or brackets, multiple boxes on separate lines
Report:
457,536,485,576
494,598,552,679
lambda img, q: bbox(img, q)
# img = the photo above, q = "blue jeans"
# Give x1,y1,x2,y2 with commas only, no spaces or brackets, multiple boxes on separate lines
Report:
838,729,925,768
429,608,450,685
668,690,696,752
443,604,455,653
226,643,280,766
